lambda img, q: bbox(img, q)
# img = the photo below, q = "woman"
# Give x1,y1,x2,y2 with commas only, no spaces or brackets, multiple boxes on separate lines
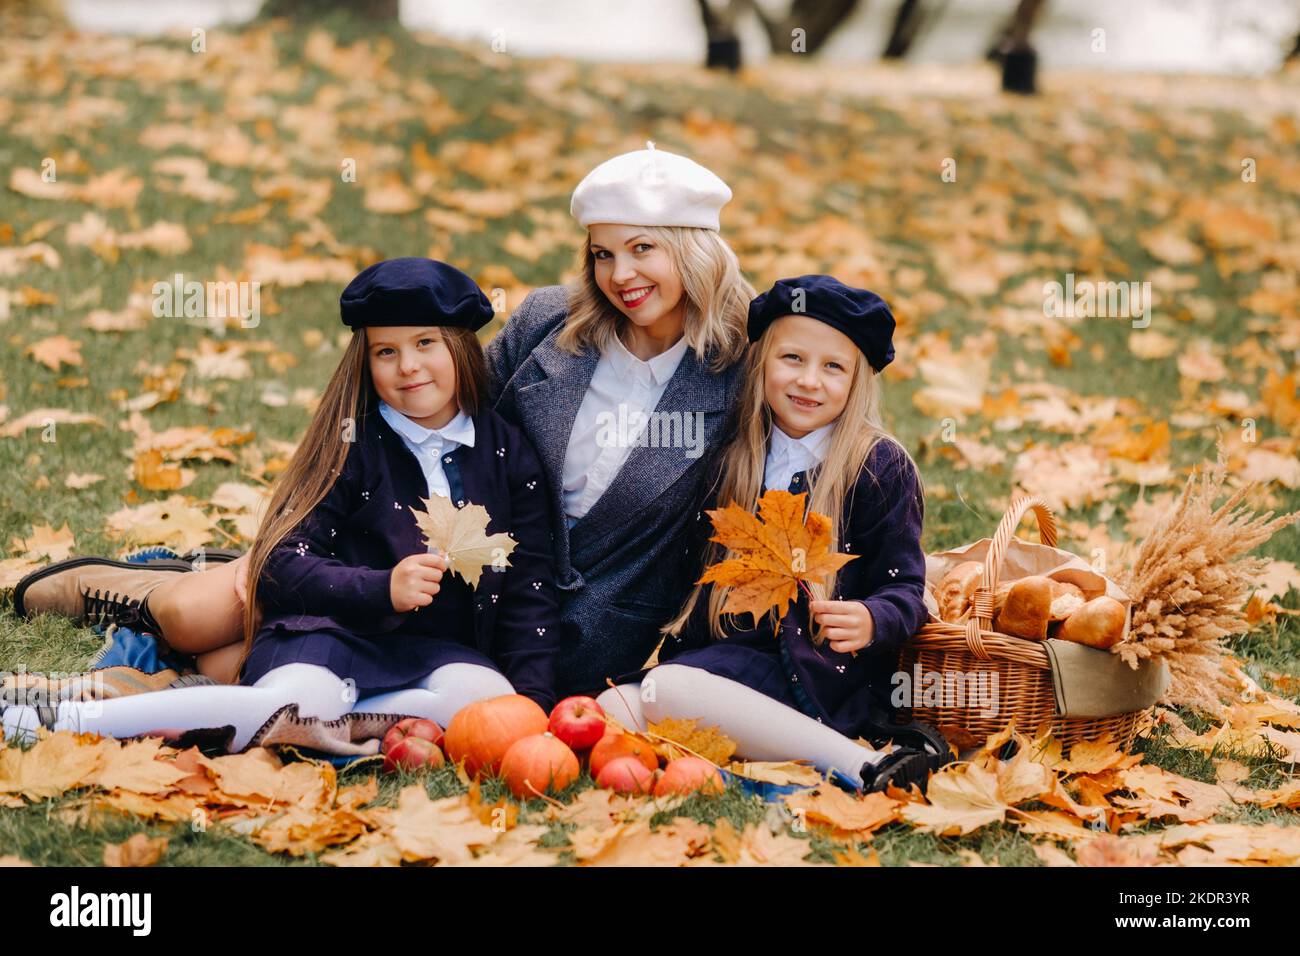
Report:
14,143,754,700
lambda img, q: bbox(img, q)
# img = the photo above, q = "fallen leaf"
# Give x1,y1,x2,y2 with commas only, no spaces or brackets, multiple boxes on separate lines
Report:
11,522,75,561
103,833,167,867
410,494,516,589
24,334,83,371
645,717,737,765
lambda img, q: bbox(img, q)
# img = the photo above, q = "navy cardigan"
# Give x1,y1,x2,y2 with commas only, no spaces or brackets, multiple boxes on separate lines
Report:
253,401,562,710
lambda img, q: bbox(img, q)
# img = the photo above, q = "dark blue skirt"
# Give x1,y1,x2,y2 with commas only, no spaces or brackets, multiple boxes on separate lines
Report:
239,623,500,695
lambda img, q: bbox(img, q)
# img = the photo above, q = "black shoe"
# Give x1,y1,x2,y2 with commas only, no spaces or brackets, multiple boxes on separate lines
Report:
81,586,152,631
864,718,952,771
860,746,935,795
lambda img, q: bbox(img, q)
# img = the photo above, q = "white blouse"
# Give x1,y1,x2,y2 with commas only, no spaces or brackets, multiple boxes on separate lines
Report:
378,400,476,501
561,332,689,524
764,421,833,493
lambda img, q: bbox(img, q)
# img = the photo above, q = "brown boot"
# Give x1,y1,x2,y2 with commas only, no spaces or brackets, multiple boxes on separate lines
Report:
13,557,191,628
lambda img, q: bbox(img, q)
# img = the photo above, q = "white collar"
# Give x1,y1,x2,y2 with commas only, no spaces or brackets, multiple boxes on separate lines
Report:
378,401,476,449
606,331,689,386
770,421,834,465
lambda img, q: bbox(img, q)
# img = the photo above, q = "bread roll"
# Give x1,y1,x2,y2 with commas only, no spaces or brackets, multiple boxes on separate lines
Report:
1049,580,1086,621
937,561,983,623
993,575,1053,640
1056,596,1127,649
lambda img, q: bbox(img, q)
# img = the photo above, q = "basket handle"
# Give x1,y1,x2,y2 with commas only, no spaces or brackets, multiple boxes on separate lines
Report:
966,495,1058,649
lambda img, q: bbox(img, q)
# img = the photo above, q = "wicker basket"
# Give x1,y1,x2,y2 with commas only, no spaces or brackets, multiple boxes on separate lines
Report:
898,495,1149,754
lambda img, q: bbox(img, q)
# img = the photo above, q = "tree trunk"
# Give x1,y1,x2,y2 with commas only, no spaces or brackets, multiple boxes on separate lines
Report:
882,0,924,58
696,0,744,70
745,0,862,57
992,0,1046,94
987,0,1045,60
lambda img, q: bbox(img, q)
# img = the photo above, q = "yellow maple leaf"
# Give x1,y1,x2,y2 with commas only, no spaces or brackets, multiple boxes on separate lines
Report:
409,495,516,589
783,786,900,834
103,833,168,867
25,334,83,371
697,489,857,621
11,522,75,562
645,717,737,766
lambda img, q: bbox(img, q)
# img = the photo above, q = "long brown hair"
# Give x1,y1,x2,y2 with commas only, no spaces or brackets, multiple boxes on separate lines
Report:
557,225,752,372
662,325,921,644
236,326,489,669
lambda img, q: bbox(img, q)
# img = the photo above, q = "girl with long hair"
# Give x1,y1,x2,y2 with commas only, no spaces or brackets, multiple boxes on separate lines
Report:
3,259,560,749
595,275,948,793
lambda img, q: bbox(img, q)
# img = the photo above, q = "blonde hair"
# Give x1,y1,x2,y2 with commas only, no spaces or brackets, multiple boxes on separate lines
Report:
557,225,752,372
663,326,921,643
235,326,488,672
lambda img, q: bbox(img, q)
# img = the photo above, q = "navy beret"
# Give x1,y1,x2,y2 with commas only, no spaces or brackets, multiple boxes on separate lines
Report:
748,275,896,372
340,257,494,331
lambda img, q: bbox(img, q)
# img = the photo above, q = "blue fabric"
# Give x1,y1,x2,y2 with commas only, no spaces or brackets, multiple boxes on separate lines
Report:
720,767,861,802
87,624,195,674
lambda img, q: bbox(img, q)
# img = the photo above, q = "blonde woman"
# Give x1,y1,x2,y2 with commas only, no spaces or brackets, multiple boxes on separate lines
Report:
487,143,754,695
595,276,949,794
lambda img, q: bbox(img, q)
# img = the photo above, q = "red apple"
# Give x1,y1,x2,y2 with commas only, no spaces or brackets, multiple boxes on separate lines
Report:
383,736,445,773
655,756,725,797
596,755,655,794
382,717,444,755
589,733,658,778
547,696,607,751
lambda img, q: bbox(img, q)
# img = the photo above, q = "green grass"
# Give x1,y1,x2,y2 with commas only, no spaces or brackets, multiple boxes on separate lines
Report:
1,7,1298,864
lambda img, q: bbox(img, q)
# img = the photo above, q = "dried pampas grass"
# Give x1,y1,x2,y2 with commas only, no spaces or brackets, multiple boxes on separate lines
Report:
1116,442,1299,715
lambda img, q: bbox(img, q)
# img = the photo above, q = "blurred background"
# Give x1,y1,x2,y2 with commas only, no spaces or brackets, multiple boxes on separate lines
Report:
53,0,1300,74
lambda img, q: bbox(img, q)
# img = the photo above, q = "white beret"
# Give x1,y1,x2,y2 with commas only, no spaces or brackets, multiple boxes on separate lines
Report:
570,142,732,231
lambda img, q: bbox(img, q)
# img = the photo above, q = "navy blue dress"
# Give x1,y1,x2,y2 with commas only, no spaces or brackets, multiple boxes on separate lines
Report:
645,438,928,739
239,400,562,711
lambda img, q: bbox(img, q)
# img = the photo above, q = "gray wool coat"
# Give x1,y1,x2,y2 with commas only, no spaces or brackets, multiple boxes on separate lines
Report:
485,286,745,696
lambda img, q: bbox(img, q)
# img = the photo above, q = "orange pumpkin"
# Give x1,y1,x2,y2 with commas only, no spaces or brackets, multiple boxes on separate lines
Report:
444,694,549,777
589,733,659,778
654,756,725,797
499,732,580,798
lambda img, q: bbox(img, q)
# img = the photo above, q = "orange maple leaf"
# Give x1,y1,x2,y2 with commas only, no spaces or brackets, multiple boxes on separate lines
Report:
697,489,857,621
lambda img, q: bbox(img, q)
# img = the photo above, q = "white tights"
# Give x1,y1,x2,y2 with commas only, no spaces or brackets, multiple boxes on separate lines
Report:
595,664,885,786
2,662,513,753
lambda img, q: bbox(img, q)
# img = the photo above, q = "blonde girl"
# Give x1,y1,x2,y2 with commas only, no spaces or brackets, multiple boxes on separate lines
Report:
596,275,947,793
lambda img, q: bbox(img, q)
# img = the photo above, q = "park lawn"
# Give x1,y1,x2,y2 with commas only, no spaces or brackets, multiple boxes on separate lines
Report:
0,7,1297,864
